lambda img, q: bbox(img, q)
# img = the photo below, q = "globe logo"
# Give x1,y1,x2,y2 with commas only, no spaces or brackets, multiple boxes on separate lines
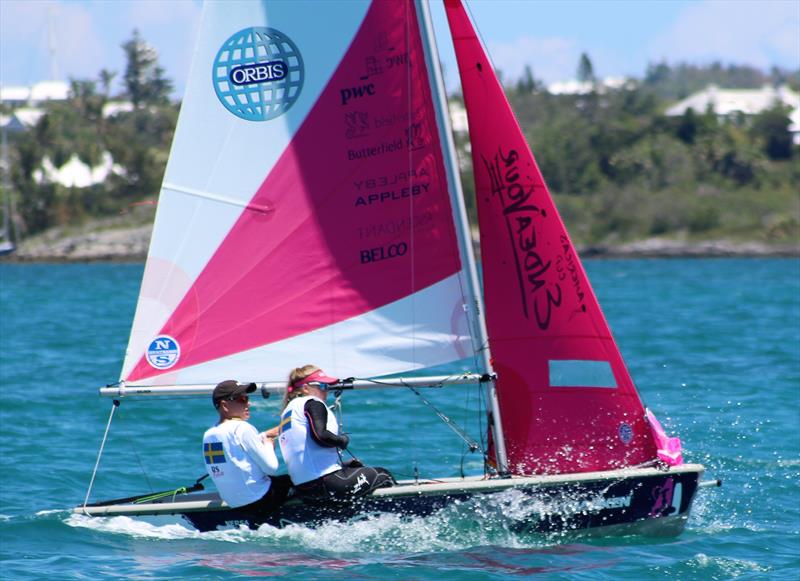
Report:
212,27,304,122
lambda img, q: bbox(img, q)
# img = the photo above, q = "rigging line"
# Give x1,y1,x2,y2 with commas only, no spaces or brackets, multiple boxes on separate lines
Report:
82,400,120,512
130,436,155,494
390,470,446,484
406,385,481,453
329,391,355,465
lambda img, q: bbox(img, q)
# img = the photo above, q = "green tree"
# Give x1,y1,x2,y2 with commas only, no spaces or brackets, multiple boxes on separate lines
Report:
516,65,539,93
98,68,117,99
676,107,698,144
577,52,596,84
68,78,104,123
751,105,794,160
122,29,173,107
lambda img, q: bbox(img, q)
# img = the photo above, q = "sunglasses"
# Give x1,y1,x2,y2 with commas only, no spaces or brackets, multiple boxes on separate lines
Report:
226,394,249,404
306,382,330,391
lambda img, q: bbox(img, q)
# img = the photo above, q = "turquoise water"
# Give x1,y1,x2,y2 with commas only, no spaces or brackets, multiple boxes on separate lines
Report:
0,259,798,579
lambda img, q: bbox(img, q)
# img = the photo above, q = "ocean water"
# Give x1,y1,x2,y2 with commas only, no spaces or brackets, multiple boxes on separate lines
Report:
0,259,798,580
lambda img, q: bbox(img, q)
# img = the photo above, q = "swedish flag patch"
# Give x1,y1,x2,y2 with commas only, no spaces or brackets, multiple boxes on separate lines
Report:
204,441,226,464
279,409,292,434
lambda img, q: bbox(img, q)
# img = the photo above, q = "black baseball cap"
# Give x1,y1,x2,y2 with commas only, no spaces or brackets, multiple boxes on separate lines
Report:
212,380,256,408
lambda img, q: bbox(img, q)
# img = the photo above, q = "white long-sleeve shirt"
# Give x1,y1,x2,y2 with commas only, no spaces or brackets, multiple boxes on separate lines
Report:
202,419,279,507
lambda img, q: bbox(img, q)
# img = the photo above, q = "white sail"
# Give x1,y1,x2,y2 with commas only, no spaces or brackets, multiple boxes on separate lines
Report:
121,0,484,387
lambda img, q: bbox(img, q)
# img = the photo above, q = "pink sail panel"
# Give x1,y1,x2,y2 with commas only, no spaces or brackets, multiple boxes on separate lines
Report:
127,0,461,382
444,0,656,474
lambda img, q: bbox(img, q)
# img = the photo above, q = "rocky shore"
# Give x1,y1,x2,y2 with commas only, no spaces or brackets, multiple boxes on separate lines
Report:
2,221,797,262
5,224,151,262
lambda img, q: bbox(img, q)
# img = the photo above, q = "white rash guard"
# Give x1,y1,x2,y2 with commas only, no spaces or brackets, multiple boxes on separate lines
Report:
278,395,342,485
202,419,279,507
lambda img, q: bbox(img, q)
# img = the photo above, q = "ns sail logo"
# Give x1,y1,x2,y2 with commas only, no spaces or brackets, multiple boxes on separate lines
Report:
213,27,304,122
146,335,181,370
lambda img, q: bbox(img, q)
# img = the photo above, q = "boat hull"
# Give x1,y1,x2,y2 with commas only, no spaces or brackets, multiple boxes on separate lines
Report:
77,463,704,536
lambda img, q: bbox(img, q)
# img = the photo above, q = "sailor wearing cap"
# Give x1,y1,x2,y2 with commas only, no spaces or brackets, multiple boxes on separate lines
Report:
202,380,291,513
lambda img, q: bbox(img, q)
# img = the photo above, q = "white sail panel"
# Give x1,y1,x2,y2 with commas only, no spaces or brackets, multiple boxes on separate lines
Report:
124,273,473,386
122,0,480,387
122,2,370,379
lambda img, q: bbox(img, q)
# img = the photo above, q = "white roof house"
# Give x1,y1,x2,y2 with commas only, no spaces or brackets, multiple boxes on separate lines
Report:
547,77,634,95
33,151,125,188
0,108,46,133
0,85,31,108
102,101,135,118
0,81,69,107
666,85,800,143
666,85,799,117
28,80,69,102
448,100,469,133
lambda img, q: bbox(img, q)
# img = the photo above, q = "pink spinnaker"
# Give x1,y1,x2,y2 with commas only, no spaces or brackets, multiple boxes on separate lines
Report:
127,1,460,382
444,0,657,474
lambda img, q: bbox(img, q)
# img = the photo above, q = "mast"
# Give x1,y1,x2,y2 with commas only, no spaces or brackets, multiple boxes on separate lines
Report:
416,0,508,474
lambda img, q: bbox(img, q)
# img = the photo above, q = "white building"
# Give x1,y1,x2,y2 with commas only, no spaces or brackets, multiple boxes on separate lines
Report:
666,85,800,143
33,151,125,188
448,100,469,133
0,80,69,108
546,77,635,95
0,108,45,133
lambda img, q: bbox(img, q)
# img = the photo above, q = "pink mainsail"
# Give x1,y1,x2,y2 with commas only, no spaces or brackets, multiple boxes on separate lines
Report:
126,1,462,383
444,0,657,474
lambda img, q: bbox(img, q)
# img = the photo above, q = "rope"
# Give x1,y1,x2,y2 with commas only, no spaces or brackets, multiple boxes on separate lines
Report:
82,399,120,513
346,374,486,458
133,487,188,504
131,441,154,493
329,390,364,465
406,386,481,453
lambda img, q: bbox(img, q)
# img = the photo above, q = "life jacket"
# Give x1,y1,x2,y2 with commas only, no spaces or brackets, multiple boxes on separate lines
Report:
278,395,341,485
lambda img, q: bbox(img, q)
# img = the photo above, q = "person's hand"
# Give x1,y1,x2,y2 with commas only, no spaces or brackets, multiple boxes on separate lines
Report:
263,426,280,438
261,432,276,446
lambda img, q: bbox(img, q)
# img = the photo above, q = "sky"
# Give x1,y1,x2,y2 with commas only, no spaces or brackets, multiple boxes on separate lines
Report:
1,0,798,97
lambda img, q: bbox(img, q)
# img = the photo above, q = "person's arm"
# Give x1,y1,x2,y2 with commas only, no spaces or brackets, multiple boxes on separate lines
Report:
304,399,350,449
238,424,279,475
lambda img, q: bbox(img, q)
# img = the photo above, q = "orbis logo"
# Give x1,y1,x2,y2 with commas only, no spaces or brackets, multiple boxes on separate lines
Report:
230,61,287,85
213,27,304,122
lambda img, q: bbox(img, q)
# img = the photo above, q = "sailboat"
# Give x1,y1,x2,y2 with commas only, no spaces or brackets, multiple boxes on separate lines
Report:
75,0,711,535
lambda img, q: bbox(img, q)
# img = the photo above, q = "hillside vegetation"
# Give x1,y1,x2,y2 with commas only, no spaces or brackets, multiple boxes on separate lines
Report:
2,35,798,248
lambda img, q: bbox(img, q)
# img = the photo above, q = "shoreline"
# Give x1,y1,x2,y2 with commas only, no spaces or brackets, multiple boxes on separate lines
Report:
1,223,798,263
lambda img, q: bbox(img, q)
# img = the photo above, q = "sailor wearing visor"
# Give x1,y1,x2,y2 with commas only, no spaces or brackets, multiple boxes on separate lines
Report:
278,365,395,502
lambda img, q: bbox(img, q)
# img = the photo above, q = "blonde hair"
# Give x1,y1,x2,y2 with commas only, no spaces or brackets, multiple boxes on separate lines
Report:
282,364,320,409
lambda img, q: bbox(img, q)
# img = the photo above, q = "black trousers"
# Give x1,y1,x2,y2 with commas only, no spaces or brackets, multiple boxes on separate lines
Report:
295,465,395,501
238,474,293,517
